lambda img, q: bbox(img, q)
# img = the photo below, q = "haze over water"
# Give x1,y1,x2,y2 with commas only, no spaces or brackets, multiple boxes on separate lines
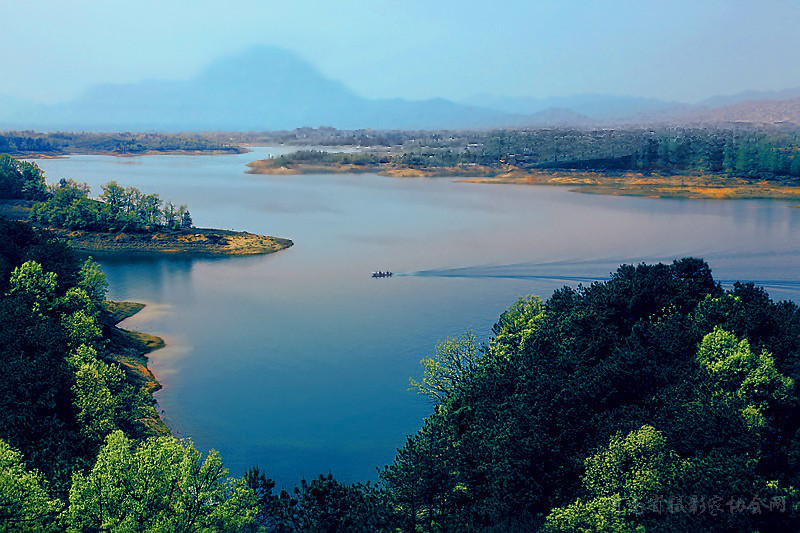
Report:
34,148,800,486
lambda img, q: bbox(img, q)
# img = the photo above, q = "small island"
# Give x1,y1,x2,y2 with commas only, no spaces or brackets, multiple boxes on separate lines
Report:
0,154,292,255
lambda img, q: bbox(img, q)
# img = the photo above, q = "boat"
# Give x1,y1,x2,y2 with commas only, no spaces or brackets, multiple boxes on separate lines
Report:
371,271,393,278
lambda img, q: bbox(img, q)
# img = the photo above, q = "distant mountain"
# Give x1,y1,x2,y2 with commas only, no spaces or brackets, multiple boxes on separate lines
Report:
463,91,800,127
0,47,532,131
2,47,800,132
698,88,800,109
688,97,800,126
521,107,597,128
462,93,688,121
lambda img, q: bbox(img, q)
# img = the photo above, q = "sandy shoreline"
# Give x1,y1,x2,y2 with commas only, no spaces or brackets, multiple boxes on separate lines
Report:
246,160,800,201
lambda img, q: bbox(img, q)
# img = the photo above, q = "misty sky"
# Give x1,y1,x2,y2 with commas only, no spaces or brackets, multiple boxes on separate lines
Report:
2,0,799,104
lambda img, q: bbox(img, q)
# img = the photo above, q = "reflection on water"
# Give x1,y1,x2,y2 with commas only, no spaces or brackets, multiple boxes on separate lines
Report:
35,148,800,487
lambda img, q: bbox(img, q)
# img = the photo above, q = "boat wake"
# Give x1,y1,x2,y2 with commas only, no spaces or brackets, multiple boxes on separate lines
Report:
403,252,800,299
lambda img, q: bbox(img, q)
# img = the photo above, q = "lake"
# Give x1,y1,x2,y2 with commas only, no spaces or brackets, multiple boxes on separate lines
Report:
34,148,800,487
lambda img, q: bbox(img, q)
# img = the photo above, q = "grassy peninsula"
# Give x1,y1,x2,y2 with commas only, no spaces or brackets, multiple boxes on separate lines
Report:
48,226,292,255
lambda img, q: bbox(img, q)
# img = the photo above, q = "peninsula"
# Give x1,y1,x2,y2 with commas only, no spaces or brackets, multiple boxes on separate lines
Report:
0,154,293,256
48,226,293,255
247,157,800,200
246,127,800,200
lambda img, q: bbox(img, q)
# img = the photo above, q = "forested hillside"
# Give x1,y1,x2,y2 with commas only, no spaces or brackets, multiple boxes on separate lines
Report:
382,259,800,531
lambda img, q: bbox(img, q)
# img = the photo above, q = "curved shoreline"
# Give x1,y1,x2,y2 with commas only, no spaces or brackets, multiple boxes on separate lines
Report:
103,301,170,437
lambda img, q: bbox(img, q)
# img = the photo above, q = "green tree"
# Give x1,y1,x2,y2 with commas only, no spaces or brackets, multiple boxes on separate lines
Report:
544,425,679,532
0,439,61,532
0,154,48,200
77,258,108,306
140,193,163,227
7,261,58,314
99,181,125,215
67,345,139,444
66,431,257,532
409,332,481,403
491,294,545,355
61,310,102,351
265,473,390,532
163,201,178,229
179,205,193,229
790,154,800,177
696,327,793,429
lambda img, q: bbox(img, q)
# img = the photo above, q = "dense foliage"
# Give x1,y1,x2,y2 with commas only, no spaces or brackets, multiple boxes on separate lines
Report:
0,219,262,529
0,219,155,492
0,154,48,200
67,430,257,532
381,259,800,531
243,469,390,532
29,178,193,232
271,149,389,168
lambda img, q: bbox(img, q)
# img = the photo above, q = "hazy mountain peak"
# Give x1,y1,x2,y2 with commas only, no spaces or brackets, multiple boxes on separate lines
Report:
698,87,800,109
197,45,329,85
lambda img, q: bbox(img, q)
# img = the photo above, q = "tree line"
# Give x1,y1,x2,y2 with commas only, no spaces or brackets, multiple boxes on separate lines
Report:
0,154,193,232
276,127,800,180
0,154,48,201
0,132,243,156
29,179,193,232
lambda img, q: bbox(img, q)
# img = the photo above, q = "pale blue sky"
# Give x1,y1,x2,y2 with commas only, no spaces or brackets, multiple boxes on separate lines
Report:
2,0,799,104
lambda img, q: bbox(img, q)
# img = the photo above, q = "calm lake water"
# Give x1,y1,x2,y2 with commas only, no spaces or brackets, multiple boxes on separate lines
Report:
34,148,800,487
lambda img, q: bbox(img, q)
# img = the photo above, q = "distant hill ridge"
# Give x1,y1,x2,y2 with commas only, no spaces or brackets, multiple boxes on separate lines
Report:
689,97,800,126
1,46,799,131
